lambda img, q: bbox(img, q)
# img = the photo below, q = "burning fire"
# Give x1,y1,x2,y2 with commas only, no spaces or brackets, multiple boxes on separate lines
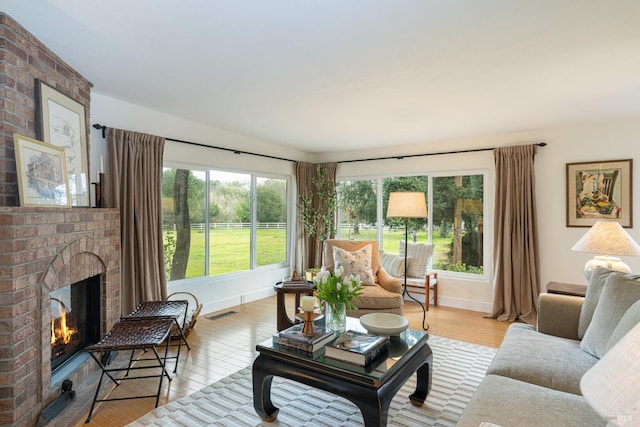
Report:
51,299,76,346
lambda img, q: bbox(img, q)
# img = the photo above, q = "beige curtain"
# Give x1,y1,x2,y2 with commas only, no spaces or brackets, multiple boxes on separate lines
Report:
295,162,337,272
490,144,541,325
104,128,167,315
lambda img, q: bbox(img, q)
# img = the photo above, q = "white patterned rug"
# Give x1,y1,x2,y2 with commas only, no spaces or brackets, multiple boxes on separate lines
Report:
128,335,496,426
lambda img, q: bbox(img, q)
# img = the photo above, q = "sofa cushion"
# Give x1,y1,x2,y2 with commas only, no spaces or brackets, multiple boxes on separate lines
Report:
380,252,408,277
457,375,606,427
580,272,640,358
399,242,433,278
332,244,376,285
487,323,598,395
606,299,640,352
578,267,618,339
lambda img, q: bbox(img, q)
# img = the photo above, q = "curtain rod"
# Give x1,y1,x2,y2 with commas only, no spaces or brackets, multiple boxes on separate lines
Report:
92,123,297,163
337,142,547,163
93,124,546,165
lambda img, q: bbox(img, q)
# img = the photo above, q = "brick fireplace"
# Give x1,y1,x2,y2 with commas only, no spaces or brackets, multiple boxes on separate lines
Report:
0,207,120,426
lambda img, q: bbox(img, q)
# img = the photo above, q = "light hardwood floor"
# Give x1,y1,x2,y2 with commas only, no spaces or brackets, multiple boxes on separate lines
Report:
60,296,509,427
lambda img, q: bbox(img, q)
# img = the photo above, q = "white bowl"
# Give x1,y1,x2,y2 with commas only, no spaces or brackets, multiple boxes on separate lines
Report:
359,313,409,336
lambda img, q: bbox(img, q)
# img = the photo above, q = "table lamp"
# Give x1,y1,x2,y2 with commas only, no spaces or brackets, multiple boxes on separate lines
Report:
571,220,640,280
386,192,428,329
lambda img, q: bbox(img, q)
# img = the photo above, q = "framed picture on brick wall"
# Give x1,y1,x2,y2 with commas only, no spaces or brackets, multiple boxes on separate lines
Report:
13,134,70,207
36,80,89,207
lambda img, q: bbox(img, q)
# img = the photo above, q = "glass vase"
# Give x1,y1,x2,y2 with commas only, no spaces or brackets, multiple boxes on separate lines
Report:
325,301,347,333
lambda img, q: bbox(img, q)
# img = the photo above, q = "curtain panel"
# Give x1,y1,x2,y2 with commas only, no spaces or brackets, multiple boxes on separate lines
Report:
104,128,167,315
490,144,541,325
295,162,337,272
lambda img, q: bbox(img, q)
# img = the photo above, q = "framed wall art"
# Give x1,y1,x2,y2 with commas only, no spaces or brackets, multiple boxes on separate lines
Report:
566,159,632,227
13,134,70,207
36,79,89,207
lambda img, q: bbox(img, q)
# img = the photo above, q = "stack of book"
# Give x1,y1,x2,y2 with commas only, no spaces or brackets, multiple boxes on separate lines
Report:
324,330,389,366
281,275,308,288
273,323,335,353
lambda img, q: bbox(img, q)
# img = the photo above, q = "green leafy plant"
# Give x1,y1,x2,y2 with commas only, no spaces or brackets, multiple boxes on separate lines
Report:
298,165,338,267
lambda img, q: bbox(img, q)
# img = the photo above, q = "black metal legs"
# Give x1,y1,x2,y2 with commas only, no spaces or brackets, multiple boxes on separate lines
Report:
402,219,429,330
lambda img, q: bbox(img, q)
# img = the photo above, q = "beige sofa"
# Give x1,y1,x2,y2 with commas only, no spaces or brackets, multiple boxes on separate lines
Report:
457,267,640,427
322,239,403,317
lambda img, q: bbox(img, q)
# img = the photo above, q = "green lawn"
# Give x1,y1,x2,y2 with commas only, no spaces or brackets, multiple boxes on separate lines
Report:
165,229,287,278
164,228,453,280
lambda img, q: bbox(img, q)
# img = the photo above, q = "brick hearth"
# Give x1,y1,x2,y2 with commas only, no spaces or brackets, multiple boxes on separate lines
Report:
0,207,120,426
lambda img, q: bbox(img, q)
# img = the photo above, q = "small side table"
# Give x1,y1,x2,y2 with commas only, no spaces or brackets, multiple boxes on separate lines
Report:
546,281,587,297
273,281,315,331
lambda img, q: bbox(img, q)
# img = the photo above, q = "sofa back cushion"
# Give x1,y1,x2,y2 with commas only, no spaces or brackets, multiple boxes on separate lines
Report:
399,242,434,278
580,272,640,358
605,299,640,353
578,267,619,339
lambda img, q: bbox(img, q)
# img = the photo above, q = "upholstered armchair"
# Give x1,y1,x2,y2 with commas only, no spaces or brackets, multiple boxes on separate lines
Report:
322,239,404,317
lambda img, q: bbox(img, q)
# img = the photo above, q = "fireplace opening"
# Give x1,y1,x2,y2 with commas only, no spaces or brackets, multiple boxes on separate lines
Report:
50,275,101,374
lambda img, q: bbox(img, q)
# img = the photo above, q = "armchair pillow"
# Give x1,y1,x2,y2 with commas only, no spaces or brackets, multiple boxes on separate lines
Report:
399,241,434,278
332,244,376,285
380,252,409,278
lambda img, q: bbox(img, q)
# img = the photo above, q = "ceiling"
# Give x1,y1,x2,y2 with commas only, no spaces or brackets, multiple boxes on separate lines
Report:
3,0,640,153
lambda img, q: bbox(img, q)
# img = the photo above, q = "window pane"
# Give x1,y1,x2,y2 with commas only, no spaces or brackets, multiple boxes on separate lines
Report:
162,168,206,281
256,177,288,266
432,175,484,274
208,171,251,275
337,180,377,241
382,176,429,255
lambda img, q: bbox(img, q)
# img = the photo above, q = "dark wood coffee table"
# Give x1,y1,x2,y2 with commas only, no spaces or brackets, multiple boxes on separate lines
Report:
252,320,432,426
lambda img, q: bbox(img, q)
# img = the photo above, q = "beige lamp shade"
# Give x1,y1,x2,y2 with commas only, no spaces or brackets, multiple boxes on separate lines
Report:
581,321,640,426
571,220,640,280
386,192,427,218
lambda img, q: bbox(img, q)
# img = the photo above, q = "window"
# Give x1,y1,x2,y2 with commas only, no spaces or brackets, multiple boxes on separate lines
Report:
162,167,289,281
432,174,484,274
337,180,377,241
337,172,485,276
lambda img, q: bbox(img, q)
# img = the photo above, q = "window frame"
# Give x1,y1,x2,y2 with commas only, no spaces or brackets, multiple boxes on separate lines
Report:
337,168,489,279
162,161,292,285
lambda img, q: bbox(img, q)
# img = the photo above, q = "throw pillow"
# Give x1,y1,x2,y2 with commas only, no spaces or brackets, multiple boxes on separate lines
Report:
578,267,619,339
605,299,640,353
580,272,640,358
399,241,434,278
380,252,410,278
332,244,376,286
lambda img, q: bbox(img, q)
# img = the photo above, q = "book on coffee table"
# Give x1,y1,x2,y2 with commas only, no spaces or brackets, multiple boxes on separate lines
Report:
274,323,335,353
324,330,389,366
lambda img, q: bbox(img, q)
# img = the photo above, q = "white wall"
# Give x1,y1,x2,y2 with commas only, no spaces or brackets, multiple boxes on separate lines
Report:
90,92,640,315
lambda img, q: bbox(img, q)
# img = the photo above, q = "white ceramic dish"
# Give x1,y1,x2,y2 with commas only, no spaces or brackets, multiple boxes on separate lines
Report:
359,313,409,336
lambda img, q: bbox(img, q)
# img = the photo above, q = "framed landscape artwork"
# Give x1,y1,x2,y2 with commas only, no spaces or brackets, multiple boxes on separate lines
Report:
36,79,89,207
14,134,70,207
566,159,632,227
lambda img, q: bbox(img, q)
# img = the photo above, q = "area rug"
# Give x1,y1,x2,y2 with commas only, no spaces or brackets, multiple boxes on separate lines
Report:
127,335,496,426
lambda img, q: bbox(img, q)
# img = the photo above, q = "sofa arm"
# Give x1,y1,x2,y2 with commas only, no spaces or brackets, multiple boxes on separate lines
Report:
537,293,584,340
376,267,403,294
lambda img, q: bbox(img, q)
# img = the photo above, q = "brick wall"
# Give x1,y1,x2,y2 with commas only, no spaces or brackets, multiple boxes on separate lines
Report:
0,13,112,426
0,207,120,426
0,12,92,206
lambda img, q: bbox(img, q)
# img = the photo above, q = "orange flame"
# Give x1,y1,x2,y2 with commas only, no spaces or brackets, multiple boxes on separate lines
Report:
51,300,76,346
